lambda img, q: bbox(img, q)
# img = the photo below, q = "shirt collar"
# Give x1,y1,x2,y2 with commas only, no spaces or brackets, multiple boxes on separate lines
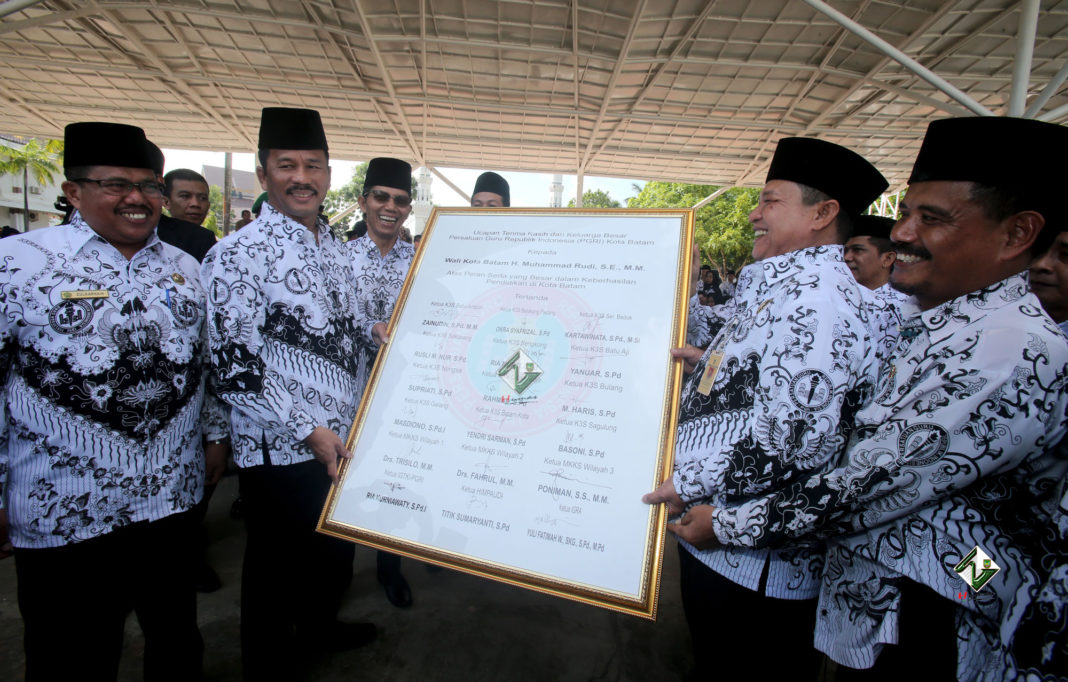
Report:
901,270,1030,334
258,201,336,245
739,244,843,293
355,233,412,259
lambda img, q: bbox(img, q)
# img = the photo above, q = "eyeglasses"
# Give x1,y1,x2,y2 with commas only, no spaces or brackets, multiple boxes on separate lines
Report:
364,189,412,208
72,177,165,198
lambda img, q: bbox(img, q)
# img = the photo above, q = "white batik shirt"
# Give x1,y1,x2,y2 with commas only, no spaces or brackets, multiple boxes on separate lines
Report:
0,216,227,548
674,245,879,599
686,295,723,348
201,203,367,468
686,272,754,348
867,282,910,364
711,272,1068,679
344,234,414,395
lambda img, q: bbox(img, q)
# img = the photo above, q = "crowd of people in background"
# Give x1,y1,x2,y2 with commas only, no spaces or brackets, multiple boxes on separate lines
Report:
0,105,1065,682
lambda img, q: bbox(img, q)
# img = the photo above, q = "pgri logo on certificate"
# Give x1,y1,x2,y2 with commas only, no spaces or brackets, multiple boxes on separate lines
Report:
954,545,1000,592
498,348,542,395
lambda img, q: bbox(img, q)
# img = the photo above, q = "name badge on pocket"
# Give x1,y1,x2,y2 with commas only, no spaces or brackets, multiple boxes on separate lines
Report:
61,289,109,300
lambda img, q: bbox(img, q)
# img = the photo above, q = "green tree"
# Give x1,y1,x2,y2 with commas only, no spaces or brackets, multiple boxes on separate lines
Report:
568,188,621,208
323,162,369,233
203,185,229,237
627,182,758,273
0,138,63,231
700,187,759,274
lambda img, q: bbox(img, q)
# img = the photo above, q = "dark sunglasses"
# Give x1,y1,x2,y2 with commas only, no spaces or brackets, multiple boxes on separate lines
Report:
364,189,412,208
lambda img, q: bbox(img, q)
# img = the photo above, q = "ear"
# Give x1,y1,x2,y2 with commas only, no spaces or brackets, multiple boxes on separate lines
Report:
1001,210,1044,261
62,180,83,209
357,194,367,213
813,198,840,232
256,165,267,190
880,250,896,269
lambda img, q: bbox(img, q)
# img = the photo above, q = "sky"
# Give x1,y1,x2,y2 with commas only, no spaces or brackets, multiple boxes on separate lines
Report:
162,148,647,209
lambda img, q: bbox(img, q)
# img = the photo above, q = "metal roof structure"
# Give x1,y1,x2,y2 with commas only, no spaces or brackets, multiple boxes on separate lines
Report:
1,0,1065,195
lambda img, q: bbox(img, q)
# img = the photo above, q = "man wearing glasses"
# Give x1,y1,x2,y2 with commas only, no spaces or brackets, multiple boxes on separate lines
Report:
346,157,418,608
0,121,227,680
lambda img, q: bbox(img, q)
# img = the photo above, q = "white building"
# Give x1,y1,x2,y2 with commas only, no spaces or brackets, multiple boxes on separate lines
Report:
0,137,66,232
410,167,433,236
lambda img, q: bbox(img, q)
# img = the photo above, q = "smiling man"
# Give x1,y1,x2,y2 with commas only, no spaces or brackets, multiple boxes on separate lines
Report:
665,117,1068,680
644,137,887,679
202,107,378,678
346,157,417,608
0,122,227,680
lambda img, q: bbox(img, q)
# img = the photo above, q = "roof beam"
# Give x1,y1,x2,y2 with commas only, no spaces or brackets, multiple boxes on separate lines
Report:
153,4,255,148
0,6,85,33
429,166,470,203
572,0,582,179
1025,61,1068,118
735,1,966,186
730,0,860,186
693,186,730,210
584,1,719,170
1038,101,1068,122
297,0,413,160
578,0,647,172
800,0,994,117
1008,0,1040,117
349,0,424,164
0,80,63,134
54,0,254,147
0,0,45,20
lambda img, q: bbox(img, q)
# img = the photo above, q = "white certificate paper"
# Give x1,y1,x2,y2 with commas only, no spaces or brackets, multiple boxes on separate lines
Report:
320,209,693,618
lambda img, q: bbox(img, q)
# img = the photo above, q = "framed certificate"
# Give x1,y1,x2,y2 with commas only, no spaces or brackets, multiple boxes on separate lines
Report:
319,208,693,618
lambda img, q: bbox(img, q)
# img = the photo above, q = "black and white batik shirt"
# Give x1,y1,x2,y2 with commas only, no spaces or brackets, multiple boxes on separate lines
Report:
867,282,909,365
201,203,366,469
674,245,879,599
686,271,754,348
344,234,414,394
0,215,226,548
710,272,1068,679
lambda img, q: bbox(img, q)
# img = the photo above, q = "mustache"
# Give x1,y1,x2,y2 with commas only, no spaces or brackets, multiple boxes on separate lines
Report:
286,184,319,196
891,241,931,259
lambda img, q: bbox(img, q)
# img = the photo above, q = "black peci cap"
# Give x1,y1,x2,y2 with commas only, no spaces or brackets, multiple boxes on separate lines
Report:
851,215,896,240
472,171,510,206
63,122,155,172
908,117,1067,231
766,137,888,216
364,157,412,194
258,107,328,151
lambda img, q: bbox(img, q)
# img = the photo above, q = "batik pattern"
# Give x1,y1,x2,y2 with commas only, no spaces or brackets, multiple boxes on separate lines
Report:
674,245,880,598
711,273,1068,679
868,282,909,365
0,216,225,548
686,295,731,348
202,203,366,468
344,234,414,396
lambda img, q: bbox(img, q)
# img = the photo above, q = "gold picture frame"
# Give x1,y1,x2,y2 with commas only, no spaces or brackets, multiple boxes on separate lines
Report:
319,208,693,619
